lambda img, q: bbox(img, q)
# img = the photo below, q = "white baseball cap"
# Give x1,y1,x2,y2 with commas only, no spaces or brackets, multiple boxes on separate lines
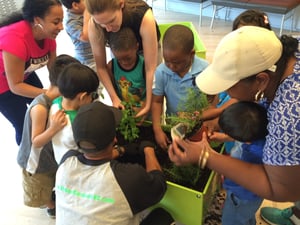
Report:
196,26,282,95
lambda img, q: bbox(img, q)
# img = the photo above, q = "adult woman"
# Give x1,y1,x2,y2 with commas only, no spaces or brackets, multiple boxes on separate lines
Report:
0,0,64,145
86,0,160,118
169,26,300,202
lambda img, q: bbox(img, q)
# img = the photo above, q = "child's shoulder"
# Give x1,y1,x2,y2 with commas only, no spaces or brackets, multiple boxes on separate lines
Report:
191,56,209,73
193,56,209,67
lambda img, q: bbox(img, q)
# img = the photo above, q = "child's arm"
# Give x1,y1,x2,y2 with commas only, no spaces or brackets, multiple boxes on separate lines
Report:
209,131,234,143
79,9,90,42
201,98,238,120
31,105,67,148
152,94,170,150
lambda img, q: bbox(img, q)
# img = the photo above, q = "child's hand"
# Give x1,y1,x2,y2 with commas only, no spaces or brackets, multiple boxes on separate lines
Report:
135,103,150,118
203,117,220,137
112,98,125,110
209,131,233,143
49,110,67,132
154,128,171,150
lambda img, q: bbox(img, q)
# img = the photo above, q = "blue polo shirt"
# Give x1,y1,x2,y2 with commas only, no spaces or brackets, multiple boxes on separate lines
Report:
152,56,208,116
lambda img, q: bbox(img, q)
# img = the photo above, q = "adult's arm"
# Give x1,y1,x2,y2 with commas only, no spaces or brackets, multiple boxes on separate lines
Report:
3,51,45,98
47,49,57,71
168,134,300,202
88,19,122,108
136,9,158,118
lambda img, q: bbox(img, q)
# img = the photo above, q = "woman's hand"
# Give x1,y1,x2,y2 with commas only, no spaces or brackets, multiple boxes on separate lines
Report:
168,132,212,166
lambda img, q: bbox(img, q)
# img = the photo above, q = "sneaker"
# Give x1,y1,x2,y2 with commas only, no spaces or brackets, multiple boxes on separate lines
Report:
260,207,294,225
46,207,56,219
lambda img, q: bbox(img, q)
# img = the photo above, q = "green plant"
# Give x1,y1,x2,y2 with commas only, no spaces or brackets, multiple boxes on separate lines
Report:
163,163,204,188
162,87,210,188
163,87,209,134
117,94,139,142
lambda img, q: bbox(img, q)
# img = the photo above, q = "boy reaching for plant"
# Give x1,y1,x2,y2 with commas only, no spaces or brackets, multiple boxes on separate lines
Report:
152,24,209,150
106,27,155,144
106,27,146,118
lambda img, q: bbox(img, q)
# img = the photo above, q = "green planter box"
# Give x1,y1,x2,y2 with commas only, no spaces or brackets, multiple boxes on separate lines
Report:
158,21,207,59
153,145,224,225
155,170,221,225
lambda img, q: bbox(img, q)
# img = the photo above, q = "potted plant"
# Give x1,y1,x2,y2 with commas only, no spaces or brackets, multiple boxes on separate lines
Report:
117,90,223,225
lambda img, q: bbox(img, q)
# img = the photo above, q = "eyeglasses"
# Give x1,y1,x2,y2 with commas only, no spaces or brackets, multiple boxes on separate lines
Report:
90,92,99,101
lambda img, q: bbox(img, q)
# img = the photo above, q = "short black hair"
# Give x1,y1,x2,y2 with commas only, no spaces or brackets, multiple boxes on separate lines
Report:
49,54,80,86
107,27,138,52
58,63,99,99
163,24,194,54
60,0,80,9
219,101,268,142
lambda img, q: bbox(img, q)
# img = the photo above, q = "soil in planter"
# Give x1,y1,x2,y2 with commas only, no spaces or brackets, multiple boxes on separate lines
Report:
155,149,213,192
117,124,223,192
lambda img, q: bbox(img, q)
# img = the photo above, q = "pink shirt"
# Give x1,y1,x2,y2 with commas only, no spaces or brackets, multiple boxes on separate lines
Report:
0,20,56,94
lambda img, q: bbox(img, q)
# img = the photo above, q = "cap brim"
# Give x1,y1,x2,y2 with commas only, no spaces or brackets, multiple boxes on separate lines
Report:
196,65,239,95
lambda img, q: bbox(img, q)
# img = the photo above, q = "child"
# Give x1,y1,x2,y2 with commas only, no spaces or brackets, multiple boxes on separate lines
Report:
55,101,173,225
61,0,96,69
50,63,99,164
216,101,268,225
152,24,209,150
17,54,80,218
107,27,146,114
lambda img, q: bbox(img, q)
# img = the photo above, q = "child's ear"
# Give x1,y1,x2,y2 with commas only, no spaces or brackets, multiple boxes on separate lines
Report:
190,49,196,56
78,92,88,101
72,1,79,10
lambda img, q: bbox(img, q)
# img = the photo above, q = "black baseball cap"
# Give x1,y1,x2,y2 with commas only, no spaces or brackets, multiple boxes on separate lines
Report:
72,101,122,152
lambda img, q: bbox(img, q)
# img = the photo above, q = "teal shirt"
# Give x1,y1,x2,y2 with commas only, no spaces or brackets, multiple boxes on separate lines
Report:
112,54,146,107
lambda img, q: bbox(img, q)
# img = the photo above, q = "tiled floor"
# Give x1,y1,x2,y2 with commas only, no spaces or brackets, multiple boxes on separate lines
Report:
0,3,297,225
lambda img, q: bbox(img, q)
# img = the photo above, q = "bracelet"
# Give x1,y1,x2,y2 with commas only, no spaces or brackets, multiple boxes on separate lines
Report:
197,148,205,167
201,150,210,169
197,148,210,169
114,145,124,157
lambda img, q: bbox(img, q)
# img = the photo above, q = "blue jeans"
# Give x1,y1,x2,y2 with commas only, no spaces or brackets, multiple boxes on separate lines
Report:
0,72,43,145
222,190,263,225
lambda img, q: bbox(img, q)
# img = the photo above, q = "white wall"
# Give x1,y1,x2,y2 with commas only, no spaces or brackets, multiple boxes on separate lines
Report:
165,0,300,32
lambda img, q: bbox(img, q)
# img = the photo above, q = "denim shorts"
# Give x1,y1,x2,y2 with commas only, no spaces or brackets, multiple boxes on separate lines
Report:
222,190,263,225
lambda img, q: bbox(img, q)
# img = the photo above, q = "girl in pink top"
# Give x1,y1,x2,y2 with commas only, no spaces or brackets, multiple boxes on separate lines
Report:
0,0,63,144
